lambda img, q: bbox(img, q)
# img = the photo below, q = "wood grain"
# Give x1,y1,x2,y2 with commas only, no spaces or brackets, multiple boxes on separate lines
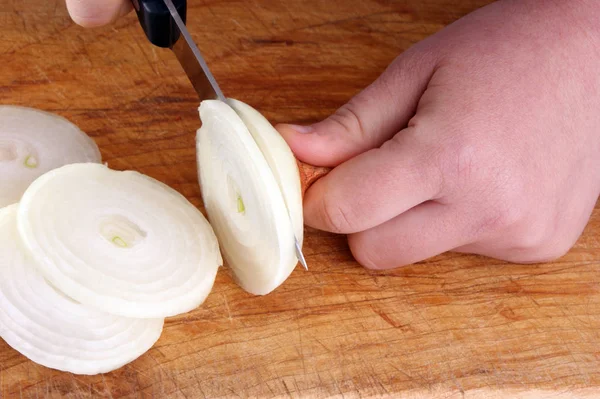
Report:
1,0,600,397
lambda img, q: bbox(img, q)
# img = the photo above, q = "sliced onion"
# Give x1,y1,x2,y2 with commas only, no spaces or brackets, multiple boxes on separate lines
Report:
227,99,304,243
196,100,300,295
0,205,164,375
0,106,101,208
17,163,222,319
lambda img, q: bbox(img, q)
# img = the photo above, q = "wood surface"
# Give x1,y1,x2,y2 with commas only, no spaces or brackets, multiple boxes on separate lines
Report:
1,0,600,397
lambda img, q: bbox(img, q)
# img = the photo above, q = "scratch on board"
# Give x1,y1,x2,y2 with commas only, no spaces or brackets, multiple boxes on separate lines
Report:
223,294,233,323
553,298,591,386
101,374,114,399
193,368,208,399
130,30,162,78
33,65,51,84
245,1,273,36
449,371,465,398
281,379,292,396
391,362,432,392
148,352,175,397
71,374,105,398
230,18,245,31
206,4,218,20
150,46,159,63
33,64,68,102
296,311,307,376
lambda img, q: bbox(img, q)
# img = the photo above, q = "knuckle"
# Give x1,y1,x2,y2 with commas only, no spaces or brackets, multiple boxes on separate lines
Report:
348,234,387,270
524,235,576,263
515,221,553,252
471,187,529,237
494,219,575,264
438,130,520,197
442,139,535,238
327,101,365,140
440,136,498,191
318,190,355,234
474,209,517,237
448,142,479,185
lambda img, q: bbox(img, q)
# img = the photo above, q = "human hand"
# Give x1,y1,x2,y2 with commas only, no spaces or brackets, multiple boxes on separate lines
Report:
279,0,600,269
66,0,132,27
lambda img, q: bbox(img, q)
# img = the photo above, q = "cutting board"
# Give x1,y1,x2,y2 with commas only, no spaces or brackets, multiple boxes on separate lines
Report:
1,0,600,397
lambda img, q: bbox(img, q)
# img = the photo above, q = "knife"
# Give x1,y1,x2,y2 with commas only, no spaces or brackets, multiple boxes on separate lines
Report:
131,0,308,271
131,0,225,101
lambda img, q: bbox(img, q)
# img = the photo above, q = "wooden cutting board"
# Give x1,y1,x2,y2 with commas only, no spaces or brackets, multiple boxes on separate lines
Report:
1,0,599,397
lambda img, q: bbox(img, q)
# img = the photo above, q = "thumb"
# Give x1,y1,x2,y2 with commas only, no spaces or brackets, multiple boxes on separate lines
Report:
66,0,132,28
278,46,438,168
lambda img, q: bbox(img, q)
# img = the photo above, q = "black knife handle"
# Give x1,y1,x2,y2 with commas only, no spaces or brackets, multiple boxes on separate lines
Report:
131,0,187,48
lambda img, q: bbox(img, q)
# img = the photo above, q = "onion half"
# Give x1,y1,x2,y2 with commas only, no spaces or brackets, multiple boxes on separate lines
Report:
0,106,101,208
227,99,304,243
196,100,301,295
17,163,222,319
0,205,164,375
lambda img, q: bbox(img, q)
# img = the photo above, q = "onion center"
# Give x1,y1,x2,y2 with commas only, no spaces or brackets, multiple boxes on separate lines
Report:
99,215,147,249
24,155,38,168
227,175,246,215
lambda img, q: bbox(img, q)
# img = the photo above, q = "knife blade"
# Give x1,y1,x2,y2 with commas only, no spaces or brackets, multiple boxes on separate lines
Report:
130,0,223,101
162,0,225,101
131,0,308,271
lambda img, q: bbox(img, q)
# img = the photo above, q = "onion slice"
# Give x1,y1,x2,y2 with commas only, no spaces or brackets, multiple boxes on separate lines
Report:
0,106,101,208
0,205,164,375
17,163,222,319
227,99,304,244
196,100,300,295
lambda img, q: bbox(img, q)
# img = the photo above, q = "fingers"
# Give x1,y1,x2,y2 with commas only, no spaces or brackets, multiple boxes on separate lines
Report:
348,201,471,269
66,0,132,27
277,46,438,168
303,126,443,234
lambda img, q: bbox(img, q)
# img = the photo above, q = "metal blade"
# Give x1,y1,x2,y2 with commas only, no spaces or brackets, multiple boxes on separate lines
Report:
163,0,225,101
295,240,308,271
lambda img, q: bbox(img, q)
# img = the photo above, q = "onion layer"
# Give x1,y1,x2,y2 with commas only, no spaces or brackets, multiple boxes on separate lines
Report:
227,99,304,243
196,100,300,295
0,106,101,208
0,205,164,375
17,163,222,319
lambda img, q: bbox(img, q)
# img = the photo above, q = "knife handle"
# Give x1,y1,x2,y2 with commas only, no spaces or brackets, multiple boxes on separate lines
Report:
131,0,187,48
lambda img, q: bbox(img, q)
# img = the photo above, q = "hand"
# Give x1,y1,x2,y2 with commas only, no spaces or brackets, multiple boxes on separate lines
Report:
279,0,600,269
66,0,131,27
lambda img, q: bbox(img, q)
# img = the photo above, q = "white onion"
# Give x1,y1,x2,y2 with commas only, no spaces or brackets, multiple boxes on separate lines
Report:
227,99,304,243
0,205,164,375
17,163,222,319
196,100,301,295
0,106,101,208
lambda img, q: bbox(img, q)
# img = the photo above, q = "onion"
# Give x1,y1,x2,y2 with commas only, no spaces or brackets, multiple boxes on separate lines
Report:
0,106,101,208
227,99,304,243
17,163,222,319
196,100,302,295
0,205,164,375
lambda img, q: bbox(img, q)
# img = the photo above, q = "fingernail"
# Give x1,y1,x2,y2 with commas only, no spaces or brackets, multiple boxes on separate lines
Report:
286,124,314,134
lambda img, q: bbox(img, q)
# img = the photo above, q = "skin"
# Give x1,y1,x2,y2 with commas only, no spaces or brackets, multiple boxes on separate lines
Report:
68,0,600,270
65,0,131,28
